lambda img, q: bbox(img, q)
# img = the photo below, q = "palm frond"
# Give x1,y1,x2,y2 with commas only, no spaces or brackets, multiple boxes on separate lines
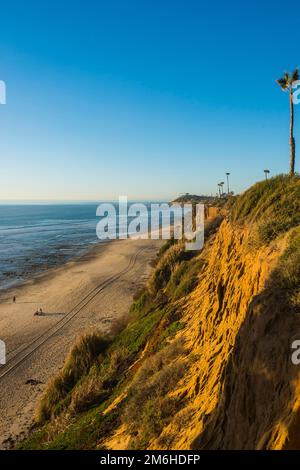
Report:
291,67,299,84
276,76,288,90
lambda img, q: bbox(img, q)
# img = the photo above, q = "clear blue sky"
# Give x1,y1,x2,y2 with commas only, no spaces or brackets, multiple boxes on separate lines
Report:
0,0,300,201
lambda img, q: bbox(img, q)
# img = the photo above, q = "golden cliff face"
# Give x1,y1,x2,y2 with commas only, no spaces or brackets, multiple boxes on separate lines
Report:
147,219,300,450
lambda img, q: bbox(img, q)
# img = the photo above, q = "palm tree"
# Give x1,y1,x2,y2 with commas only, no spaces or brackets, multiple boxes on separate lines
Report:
276,68,299,176
264,169,270,180
220,181,224,196
226,172,230,193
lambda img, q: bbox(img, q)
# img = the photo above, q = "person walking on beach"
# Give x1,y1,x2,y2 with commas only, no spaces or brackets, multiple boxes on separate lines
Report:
13,296,16,303
34,308,43,316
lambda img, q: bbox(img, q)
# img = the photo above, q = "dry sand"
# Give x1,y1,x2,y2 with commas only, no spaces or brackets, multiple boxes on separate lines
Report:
0,238,162,448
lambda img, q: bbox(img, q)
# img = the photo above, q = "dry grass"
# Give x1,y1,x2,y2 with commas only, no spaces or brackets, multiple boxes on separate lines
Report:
167,257,204,300
148,243,186,294
265,227,300,312
231,174,300,244
70,367,107,413
36,332,110,423
123,340,186,449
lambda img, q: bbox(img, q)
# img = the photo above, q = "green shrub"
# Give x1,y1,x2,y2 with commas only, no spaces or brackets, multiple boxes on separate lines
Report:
167,258,204,300
130,290,151,314
113,308,165,354
158,320,185,348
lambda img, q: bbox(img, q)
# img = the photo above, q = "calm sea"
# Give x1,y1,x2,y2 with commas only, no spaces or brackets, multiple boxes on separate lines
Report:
0,202,172,291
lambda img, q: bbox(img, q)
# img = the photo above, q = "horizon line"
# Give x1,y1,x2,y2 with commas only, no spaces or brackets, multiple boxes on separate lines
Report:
0,198,174,205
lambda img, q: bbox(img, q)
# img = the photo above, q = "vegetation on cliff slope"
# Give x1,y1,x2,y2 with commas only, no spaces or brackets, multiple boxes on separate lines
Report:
19,175,300,450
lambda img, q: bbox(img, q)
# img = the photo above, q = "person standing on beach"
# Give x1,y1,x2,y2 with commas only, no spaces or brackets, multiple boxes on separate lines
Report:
13,296,16,303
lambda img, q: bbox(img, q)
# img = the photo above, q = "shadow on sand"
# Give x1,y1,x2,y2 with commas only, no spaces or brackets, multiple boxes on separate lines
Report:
34,312,65,317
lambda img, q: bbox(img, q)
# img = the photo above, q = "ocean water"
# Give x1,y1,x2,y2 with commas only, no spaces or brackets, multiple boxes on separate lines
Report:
0,202,174,291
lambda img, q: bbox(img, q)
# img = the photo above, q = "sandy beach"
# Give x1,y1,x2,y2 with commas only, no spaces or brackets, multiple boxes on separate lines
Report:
0,237,162,448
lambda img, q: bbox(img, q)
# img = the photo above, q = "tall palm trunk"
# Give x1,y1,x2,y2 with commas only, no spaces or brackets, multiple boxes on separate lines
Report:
290,90,295,176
